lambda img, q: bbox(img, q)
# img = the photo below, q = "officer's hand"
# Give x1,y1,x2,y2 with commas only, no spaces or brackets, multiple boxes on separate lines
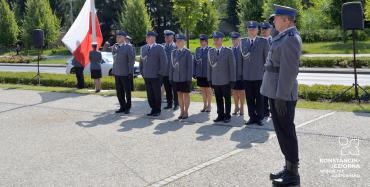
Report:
274,99,287,117
230,81,235,89
128,74,133,80
158,74,163,83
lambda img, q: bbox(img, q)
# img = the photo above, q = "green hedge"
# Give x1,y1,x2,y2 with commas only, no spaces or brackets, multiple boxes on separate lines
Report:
0,72,368,102
0,56,36,63
300,57,370,68
301,29,370,43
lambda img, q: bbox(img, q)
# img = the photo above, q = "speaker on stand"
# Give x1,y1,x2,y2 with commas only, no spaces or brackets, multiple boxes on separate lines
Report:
331,2,369,103
32,29,44,86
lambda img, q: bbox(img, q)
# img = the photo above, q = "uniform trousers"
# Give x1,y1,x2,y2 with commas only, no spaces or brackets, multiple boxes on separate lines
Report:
163,76,178,106
269,98,299,164
213,84,232,119
115,76,132,110
244,80,264,122
144,78,162,113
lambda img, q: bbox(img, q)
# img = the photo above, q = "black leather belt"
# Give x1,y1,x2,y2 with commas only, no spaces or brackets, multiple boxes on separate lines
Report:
265,66,280,73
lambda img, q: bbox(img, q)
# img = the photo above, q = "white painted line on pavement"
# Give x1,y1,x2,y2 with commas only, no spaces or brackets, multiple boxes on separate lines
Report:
148,111,337,187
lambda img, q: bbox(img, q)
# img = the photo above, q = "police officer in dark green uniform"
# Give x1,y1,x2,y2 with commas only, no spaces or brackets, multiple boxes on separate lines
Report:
260,4,302,186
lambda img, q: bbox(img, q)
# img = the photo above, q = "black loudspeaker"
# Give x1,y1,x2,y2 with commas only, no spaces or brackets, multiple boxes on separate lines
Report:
32,29,44,48
342,2,364,30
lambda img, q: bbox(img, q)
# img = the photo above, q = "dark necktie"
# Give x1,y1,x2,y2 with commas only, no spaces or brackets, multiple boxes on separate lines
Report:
250,40,254,47
148,46,151,53
233,47,237,56
217,49,220,55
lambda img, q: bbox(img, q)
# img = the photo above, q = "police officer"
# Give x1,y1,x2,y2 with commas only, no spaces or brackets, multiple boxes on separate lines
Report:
230,32,245,116
261,22,273,45
72,57,85,89
169,34,193,119
241,21,269,126
260,4,302,186
207,31,236,123
89,42,102,93
162,30,179,110
260,22,273,118
193,34,212,113
112,31,135,114
140,31,167,117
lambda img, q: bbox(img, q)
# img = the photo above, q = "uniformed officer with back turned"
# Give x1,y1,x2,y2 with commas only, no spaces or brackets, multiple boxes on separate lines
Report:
112,31,135,114
240,21,269,126
162,30,179,110
260,4,302,186
207,31,236,123
140,31,167,117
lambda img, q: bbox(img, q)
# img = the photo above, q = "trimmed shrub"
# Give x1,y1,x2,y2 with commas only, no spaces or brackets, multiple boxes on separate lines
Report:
300,57,370,68
0,72,369,102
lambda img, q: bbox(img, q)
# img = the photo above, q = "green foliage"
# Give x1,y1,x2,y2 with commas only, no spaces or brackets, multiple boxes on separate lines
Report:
327,0,362,27
301,28,369,42
1,71,368,102
173,0,203,40
300,57,370,68
22,0,60,47
226,0,239,26
366,0,370,21
0,0,19,47
193,0,219,37
0,56,35,63
238,0,264,26
262,0,303,28
119,0,152,45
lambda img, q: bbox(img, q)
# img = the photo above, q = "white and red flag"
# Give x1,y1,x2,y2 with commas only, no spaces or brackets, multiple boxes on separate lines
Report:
62,0,103,67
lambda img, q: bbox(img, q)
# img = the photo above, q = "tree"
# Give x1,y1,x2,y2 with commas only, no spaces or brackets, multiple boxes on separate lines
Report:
226,0,239,26
145,0,180,43
366,0,370,21
327,0,363,27
119,0,152,45
262,0,303,28
194,0,219,37
238,0,264,28
173,0,202,48
0,0,19,47
22,0,60,47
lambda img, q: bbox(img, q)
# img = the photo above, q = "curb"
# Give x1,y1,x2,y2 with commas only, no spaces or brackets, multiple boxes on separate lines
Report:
0,63,66,68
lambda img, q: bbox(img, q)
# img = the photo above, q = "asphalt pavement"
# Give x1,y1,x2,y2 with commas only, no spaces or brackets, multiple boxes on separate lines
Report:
0,89,369,186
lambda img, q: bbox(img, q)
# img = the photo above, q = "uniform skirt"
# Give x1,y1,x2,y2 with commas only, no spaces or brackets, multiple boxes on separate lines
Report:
233,80,245,90
196,77,210,88
90,69,102,79
173,81,191,93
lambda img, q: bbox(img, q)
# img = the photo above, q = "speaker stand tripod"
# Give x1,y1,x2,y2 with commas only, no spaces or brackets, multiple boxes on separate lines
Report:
32,48,42,86
331,30,369,103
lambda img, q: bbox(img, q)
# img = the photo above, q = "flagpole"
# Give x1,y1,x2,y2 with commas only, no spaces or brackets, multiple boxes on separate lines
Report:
90,0,97,44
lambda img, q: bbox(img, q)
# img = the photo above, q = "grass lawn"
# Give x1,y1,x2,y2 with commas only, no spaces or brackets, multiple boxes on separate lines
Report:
34,58,68,65
187,38,370,54
0,83,369,113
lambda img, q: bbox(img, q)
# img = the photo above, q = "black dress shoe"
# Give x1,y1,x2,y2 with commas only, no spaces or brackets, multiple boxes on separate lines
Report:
256,121,264,126
245,119,256,125
272,172,300,186
147,112,154,116
224,117,231,123
272,161,300,186
213,116,224,122
152,112,161,117
124,109,130,114
115,109,125,113
270,167,287,180
164,105,172,109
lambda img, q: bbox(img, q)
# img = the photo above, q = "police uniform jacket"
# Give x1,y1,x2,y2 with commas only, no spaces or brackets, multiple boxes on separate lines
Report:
260,27,302,101
89,51,102,70
231,45,243,81
112,43,135,76
207,47,236,86
139,43,167,78
193,47,209,78
240,37,269,81
169,48,193,82
162,42,177,77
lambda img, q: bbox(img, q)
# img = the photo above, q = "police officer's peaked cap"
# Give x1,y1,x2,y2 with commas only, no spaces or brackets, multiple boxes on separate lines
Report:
273,4,297,17
146,31,158,37
230,32,241,39
246,21,259,29
212,31,225,39
164,30,175,36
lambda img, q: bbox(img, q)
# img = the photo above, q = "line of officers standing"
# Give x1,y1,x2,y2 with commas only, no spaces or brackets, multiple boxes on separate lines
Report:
111,21,275,124
110,4,302,186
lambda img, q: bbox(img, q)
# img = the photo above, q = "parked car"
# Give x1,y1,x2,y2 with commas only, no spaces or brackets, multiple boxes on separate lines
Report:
66,52,140,77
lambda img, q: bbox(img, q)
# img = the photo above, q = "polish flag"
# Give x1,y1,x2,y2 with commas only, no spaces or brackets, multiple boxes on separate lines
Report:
62,0,103,67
